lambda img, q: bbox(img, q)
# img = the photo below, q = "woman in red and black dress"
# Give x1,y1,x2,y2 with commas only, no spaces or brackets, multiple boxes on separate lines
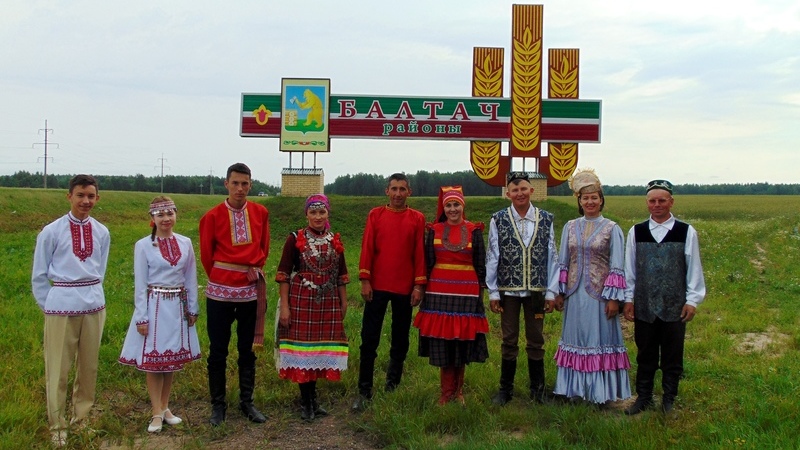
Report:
275,194,349,422
413,186,489,405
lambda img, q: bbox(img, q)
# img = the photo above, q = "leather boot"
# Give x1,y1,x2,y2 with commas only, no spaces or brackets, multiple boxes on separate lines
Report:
492,359,516,406
239,366,267,423
453,365,466,406
438,367,456,405
299,382,315,422
625,372,655,415
352,358,374,411
310,381,328,416
385,358,404,392
528,358,548,403
208,368,227,426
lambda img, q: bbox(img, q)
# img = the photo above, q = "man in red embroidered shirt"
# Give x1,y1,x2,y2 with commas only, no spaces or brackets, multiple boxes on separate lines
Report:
199,163,270,426
352,173,426,411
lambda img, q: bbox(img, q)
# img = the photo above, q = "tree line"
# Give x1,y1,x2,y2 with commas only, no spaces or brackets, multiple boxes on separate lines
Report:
0,171,280,196
3,169,800,196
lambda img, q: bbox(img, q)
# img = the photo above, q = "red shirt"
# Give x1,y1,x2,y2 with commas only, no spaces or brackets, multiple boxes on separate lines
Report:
359,205,426,295
199,200,269,300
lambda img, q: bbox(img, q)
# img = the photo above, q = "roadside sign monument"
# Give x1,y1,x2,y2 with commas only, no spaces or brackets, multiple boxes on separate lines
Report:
241,4,601,195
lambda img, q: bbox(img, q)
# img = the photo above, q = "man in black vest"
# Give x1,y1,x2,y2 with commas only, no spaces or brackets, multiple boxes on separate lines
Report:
485,172,560,405
622,179,706,415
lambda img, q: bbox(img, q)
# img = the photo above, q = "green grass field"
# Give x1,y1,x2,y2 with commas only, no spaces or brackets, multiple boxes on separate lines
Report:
1,188,799,449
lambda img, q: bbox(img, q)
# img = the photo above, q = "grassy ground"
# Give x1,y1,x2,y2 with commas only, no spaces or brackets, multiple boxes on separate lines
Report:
1,188,799,449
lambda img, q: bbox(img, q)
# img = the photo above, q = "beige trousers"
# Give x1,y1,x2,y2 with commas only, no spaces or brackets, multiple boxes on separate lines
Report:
43,310,106,431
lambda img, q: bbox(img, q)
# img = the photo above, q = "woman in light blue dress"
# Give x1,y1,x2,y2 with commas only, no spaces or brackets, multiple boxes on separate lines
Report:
553,169,631,405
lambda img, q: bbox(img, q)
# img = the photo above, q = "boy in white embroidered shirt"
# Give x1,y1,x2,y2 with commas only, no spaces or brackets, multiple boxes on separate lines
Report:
31,174,110,447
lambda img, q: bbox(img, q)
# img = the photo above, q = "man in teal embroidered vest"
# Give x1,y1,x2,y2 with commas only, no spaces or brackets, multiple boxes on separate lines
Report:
622,179,706,415
486,172,560,405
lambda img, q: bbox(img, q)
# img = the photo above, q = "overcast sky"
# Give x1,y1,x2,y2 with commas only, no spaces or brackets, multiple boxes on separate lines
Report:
1,0,798,187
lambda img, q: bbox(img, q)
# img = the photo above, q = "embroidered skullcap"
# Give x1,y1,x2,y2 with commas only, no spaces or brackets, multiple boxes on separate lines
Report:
436,185,466,223
149,199,177,216
568,168,602,197
304,193,330,213
506,171,530,186
646,179,674,194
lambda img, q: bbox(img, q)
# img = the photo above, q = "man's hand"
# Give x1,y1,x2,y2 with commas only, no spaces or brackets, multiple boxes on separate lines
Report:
681,304,696,322
361,280,373,302
544,299,555,314
489,300,503,314
623,302,635,321
411,286,424,307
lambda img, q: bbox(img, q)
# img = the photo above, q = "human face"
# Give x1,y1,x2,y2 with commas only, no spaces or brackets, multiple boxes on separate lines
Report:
505,180,532,211
385,179,411,209
153,209,177,236
580,192,602,218
225,171,251,208
646,189,674,223
444,200,464,225
67,185,99,220
306,207,329,232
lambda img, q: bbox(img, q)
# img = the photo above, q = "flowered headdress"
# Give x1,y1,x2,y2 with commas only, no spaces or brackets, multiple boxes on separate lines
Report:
568,168,602,197
436,185,465,223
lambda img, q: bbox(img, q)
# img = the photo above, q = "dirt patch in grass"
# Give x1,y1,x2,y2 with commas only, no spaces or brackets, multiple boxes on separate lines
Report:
101,398,380,450
732,327,790,356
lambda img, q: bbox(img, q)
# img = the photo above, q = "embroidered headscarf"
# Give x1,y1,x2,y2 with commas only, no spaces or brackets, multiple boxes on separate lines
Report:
436,185,466,223
305,193,330,230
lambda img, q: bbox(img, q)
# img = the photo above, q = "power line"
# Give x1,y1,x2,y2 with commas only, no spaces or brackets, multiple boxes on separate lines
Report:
155,153,170,193
33,120,59,188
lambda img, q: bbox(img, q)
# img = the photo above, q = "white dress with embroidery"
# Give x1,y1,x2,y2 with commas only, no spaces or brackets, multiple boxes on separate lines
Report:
119,234,201,372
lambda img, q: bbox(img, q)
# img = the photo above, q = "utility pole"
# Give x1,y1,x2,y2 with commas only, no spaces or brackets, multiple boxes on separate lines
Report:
208,168,214,195
33,120,59,189
155,153,170,193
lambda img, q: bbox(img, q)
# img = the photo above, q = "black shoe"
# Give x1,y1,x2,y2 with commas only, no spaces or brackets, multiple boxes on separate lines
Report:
351,394,371,412
661,398,674,413
385,381,398,392
209,405,226,426
385,359,404,392
312,400,329,416
530,387,552,404
624,397,655,416
300,402,315,423
492,390,513,406
240,402,267,423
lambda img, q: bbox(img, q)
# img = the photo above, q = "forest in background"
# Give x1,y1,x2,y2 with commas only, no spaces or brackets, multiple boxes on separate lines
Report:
2,169,800,196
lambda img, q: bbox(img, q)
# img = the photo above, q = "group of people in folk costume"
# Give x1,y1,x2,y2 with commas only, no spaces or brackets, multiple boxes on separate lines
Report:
32,165,704,447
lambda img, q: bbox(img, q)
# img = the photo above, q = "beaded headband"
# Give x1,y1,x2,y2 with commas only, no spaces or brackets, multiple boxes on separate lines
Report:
149,200,177,216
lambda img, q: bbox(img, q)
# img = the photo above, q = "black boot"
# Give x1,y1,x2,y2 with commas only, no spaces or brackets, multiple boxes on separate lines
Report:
385,358,404,392
310,381,328,416
528,358,548,403
492,358,516,406
299,382,315,423
625,373,655,416
352,358,374,411
208,368,227,426
239,366,267,423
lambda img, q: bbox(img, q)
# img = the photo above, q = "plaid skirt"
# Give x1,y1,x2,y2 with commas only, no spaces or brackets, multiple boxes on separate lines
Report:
414,293,489,367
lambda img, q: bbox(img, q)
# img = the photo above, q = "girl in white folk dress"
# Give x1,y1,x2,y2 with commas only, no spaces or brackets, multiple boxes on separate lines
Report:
119,196,201,432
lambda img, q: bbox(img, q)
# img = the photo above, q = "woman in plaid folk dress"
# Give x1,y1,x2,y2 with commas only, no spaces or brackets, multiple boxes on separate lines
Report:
275,194,349,422
413,186,489,405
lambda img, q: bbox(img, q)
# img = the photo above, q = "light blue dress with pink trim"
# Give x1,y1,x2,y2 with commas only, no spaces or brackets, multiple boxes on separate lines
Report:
553,215,631,404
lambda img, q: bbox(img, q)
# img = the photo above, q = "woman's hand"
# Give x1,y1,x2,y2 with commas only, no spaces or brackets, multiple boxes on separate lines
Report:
279,304,291,328
136,323,148,336
605,300,620,319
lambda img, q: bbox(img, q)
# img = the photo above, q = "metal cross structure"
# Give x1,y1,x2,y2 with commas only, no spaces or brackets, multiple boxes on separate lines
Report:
240,4,600,188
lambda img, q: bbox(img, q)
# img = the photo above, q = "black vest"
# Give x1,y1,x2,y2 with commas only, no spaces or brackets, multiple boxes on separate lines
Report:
633,220,689,323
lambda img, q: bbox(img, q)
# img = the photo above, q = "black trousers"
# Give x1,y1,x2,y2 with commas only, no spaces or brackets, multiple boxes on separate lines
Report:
206,298,258,372
633,317,686,400
357,290,412,392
